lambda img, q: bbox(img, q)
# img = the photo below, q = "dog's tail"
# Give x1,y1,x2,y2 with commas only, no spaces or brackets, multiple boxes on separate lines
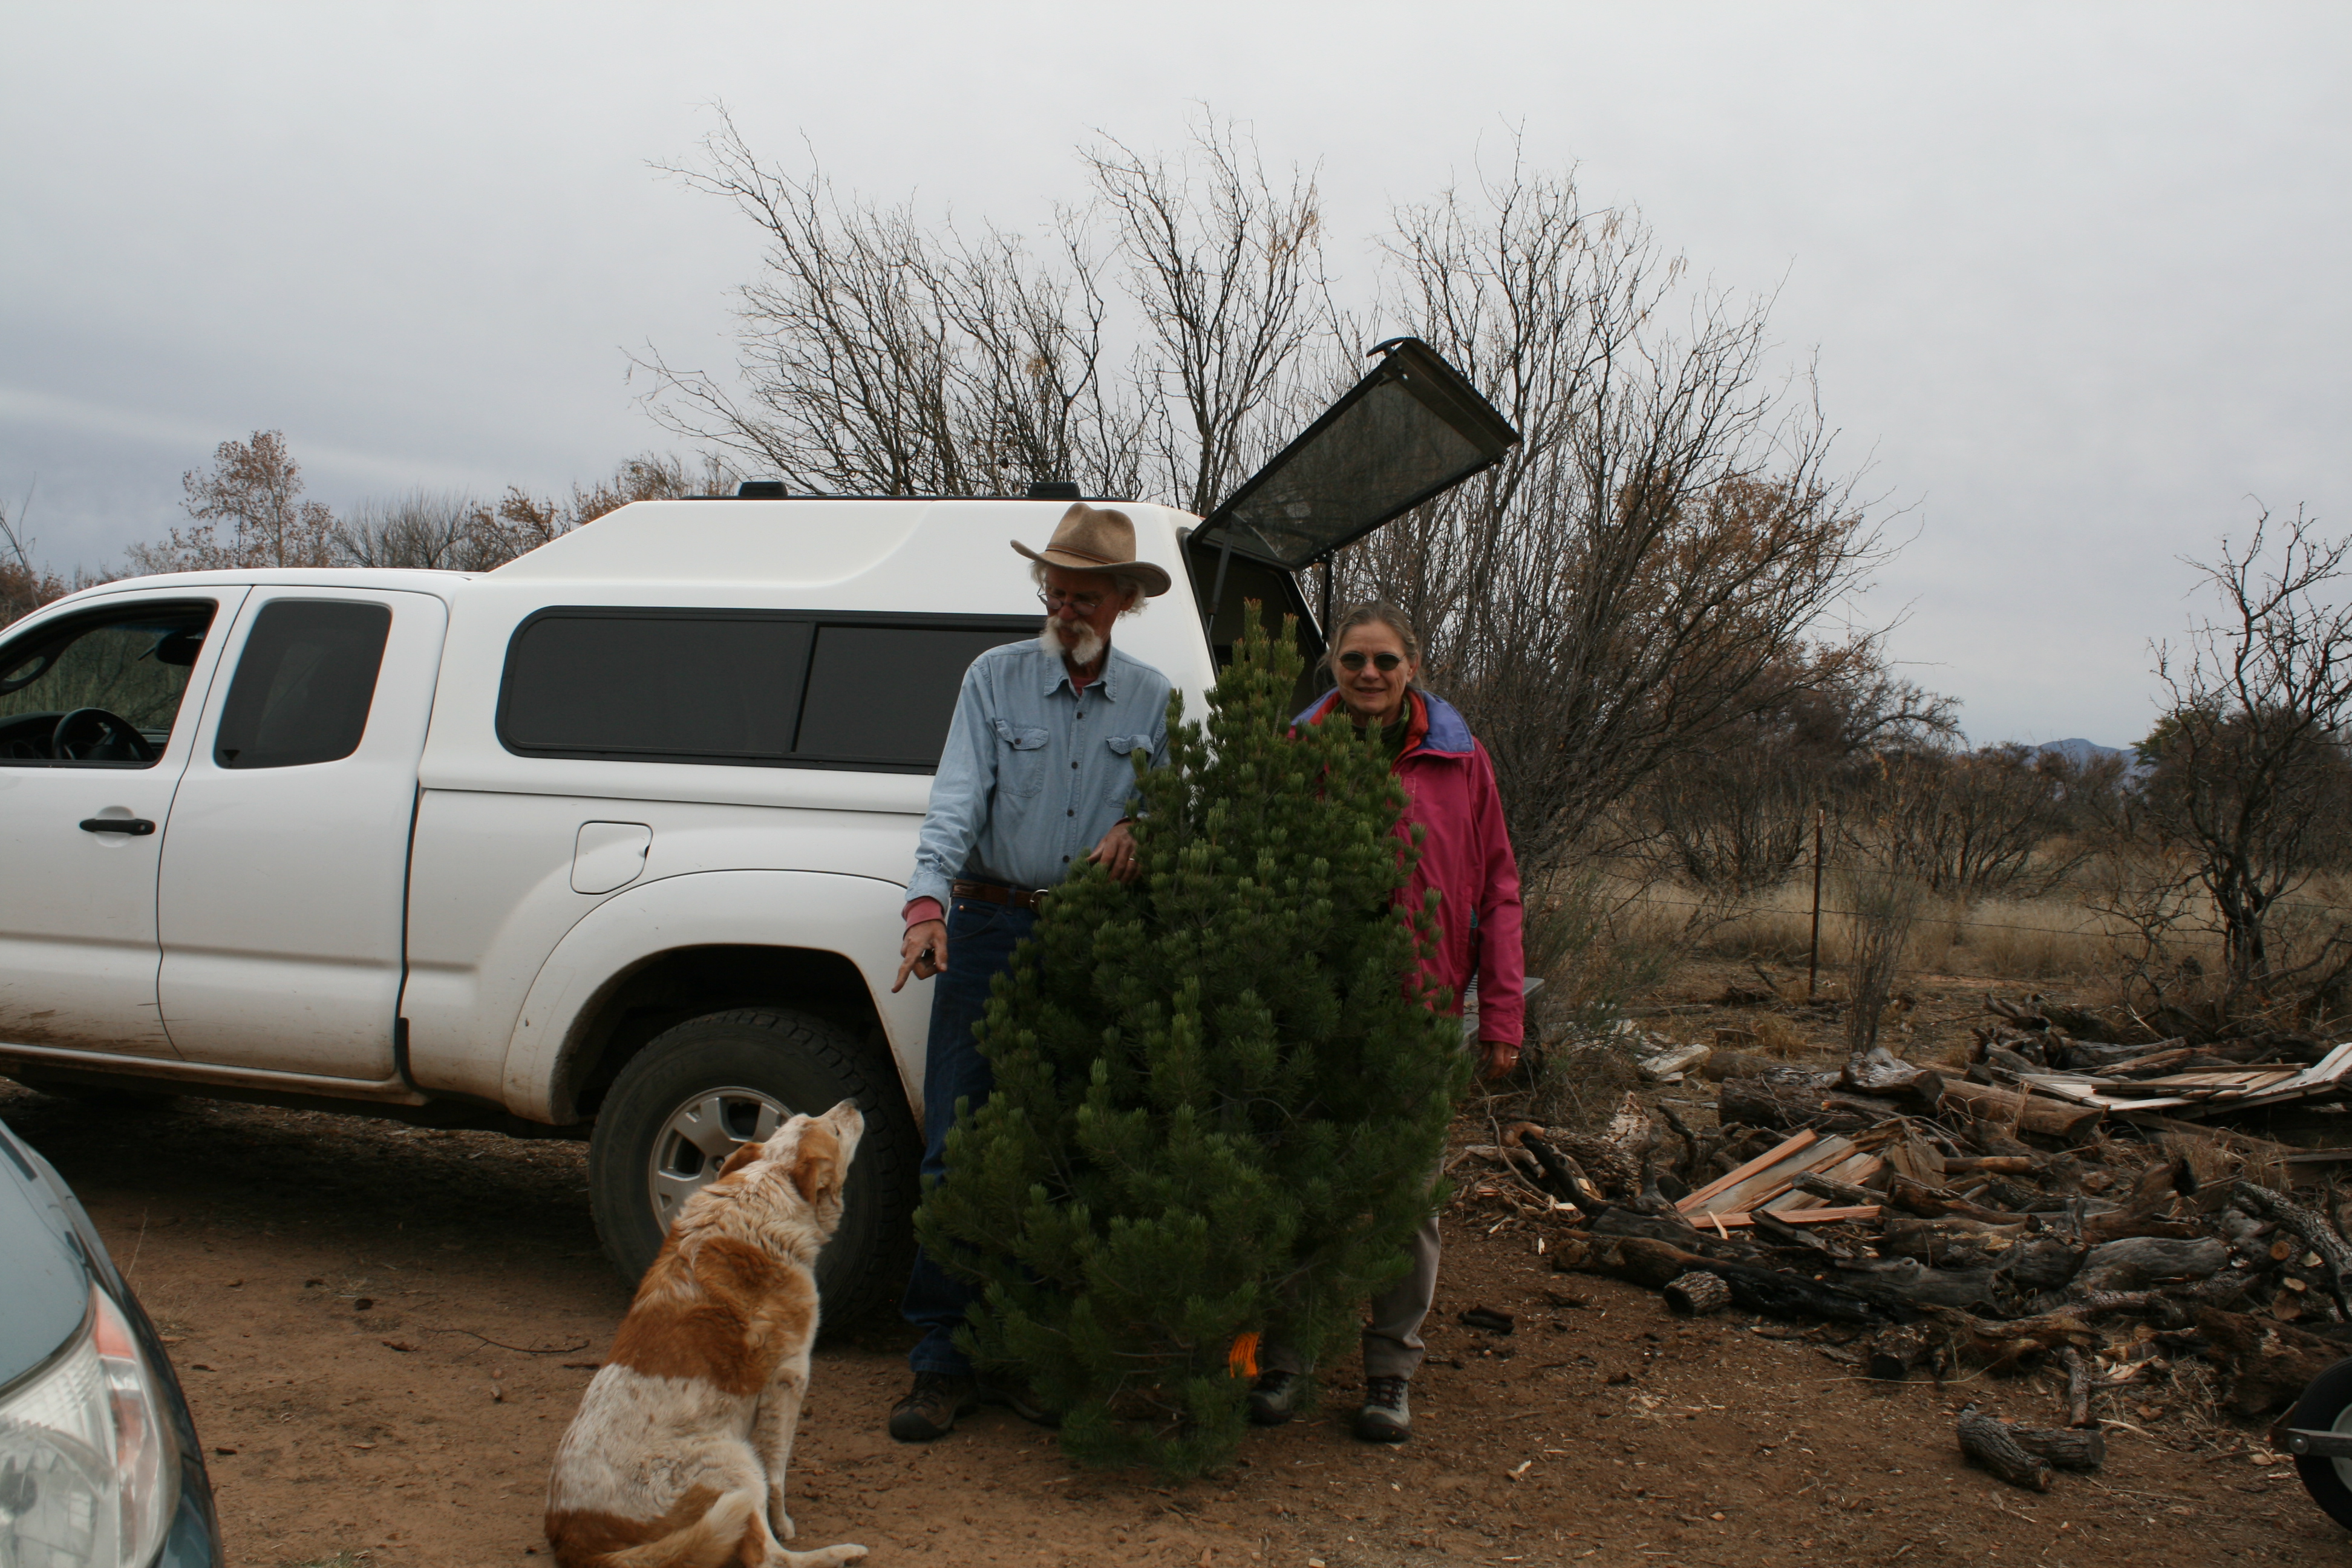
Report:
595,1488,759,1568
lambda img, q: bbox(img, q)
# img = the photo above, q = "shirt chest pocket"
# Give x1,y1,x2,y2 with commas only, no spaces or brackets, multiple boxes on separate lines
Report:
1103,733,1152,809
992,718,1050,797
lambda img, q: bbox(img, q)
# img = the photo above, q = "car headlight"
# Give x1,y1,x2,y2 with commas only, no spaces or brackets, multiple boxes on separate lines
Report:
0,1285,180,1568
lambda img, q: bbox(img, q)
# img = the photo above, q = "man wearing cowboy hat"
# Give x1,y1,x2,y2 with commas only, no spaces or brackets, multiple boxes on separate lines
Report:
886,501,1175,1442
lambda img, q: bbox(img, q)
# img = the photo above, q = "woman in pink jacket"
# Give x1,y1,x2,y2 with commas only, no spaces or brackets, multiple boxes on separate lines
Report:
1249,601,1527,1445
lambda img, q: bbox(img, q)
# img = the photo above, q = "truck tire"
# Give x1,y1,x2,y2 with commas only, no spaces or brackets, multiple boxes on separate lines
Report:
589,1008,918,1328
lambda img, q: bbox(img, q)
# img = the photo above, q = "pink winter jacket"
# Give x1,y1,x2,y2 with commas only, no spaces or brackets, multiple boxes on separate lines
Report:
1295,688,1526,1045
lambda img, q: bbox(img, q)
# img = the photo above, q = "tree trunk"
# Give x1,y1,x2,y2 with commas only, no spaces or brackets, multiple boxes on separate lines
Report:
1935,1078,2103,1140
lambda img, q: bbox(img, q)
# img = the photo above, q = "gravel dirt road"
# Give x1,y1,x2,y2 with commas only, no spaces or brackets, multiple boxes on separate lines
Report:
0,1077,2336,1567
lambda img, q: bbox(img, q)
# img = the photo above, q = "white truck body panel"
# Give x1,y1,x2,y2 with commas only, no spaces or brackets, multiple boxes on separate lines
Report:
0,503,1245,1126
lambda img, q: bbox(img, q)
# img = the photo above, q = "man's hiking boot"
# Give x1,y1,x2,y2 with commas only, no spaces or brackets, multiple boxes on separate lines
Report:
1247,1370,1304,1426
1354,1376,1411,1443
978,1376,1060,1429
889,1372,979,1442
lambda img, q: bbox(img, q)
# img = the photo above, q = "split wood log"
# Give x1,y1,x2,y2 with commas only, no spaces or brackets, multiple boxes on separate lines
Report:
1791,1171,1879,1206
2071,1236,2228,1295
1945,1155,2037,1177
1886,1175,2032,1226
2190,1304,2351,1416
2057,1345,2092,1427
2229,1180,2352,1314
2010,1425,2105,1470
1662,1272,1733,1316
2070,1289,2163,1316
1865,1324,1942,1380
1842,1046,1947,1106
1512,1131,1610,1209
1957,1405,2053,1491
1503,1124,1642,1201
1936,1078,2105,1140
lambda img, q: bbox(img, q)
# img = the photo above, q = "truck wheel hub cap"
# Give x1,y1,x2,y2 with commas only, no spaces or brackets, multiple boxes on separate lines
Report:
647,1087,788,1229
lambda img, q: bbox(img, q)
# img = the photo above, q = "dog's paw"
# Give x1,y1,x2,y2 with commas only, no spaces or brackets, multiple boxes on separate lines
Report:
766,1489,795,1540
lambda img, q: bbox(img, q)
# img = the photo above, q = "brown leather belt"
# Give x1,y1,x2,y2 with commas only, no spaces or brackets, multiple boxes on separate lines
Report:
952,879,1049,910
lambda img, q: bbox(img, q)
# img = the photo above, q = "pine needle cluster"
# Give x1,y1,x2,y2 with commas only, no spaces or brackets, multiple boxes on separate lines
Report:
913,616,1468,1475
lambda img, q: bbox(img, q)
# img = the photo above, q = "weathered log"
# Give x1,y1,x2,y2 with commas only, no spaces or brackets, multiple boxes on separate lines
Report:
1715,1074,1854,1132
2230,1180,2352,1314
1945,1155,2037,1177
1590,1204,1771,1265
1602,1236,1912,1325
1936,1078,2105,1140
1842,1046,1947,1107
2010,1425,2105,1469
2071,1289,2163,1316
2002,1237,2084,1292
1512,1131,1610,1209
1919,1307,2098,1371
1662,1272,1733,1316
1886,1177,2032,1227
1855,1259,2004,1312
2057,1345,2092,1427
2191,1304,2349,1416
1866,1324,1941,1380
1883,1216,2024,1266
2071,1236,2227,1295
1791,1171,1879,1206
1957,1405,2053,1491
1698,1049,1783,1082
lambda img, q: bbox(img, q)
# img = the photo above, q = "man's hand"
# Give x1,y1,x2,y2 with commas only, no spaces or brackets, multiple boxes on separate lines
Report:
1086,820,1141,883
1477,1039,1523,1082
893,919,947,993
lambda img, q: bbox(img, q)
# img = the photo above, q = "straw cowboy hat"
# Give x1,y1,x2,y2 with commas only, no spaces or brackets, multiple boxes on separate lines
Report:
1011,503,1172,597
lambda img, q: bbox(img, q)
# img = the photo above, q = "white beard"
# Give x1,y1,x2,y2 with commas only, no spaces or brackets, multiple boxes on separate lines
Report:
1039,616,1105,668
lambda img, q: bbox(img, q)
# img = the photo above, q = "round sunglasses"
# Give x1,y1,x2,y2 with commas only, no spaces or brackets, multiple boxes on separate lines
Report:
1337,650,1405,673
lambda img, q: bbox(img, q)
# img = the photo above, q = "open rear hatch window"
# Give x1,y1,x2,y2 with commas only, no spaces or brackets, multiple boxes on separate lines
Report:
1196,337,1519,574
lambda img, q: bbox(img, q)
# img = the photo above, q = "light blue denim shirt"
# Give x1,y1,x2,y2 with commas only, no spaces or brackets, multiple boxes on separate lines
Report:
907,638,1174,907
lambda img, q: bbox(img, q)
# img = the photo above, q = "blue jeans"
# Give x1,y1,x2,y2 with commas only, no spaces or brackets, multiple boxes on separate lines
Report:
901,895,1037,1376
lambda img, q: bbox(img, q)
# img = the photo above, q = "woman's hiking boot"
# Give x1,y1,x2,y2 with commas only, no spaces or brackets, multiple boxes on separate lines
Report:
1353,1376,1411,1443
1247,1370,1304,1426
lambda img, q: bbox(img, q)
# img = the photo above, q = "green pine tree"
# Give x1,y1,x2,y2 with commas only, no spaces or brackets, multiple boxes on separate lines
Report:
914,613,1469,1475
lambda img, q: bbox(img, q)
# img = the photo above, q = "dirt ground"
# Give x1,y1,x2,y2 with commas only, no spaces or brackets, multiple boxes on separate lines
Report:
4,975,2347,1568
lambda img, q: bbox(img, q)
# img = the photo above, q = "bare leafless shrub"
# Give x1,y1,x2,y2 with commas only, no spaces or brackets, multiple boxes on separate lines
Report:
2092,508,2352,1034
638,108,1325,505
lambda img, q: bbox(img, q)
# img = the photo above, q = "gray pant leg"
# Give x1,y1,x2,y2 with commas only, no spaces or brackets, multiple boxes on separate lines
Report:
1361,1207,1441,1380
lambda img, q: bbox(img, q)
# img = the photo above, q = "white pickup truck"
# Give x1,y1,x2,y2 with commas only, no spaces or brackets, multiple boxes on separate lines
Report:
0,341,1516,1317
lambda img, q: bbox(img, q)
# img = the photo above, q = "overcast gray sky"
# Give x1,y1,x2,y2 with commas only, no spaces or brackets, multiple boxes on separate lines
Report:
4,2,2345,746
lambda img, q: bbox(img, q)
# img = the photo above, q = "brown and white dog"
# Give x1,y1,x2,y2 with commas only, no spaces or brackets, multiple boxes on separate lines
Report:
546,1100,868,1568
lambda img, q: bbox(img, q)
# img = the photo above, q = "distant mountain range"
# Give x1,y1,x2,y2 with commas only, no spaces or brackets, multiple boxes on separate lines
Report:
2035,737,2128,767
2034,737,2152,781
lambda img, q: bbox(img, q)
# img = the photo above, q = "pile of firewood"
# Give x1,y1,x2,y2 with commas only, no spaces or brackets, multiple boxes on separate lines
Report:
1458,1014,2352,1491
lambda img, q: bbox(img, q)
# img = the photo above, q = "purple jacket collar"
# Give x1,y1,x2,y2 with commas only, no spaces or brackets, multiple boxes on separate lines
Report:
1295,688,1475,759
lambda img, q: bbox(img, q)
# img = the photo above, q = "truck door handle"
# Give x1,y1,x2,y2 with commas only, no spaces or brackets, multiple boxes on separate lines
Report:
80,817,157,836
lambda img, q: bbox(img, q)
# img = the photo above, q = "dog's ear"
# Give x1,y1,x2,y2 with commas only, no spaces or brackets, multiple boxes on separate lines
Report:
718,1140,764,1178
790,1122,843,1204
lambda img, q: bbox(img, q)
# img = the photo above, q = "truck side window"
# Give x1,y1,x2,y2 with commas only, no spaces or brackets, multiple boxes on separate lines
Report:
501,614,814,762
215,600,392,769
0,601,217,765
497,610,1028,772
795,625,1030,766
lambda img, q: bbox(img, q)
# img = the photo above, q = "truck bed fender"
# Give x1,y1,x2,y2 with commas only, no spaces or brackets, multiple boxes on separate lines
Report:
497,869,930,1123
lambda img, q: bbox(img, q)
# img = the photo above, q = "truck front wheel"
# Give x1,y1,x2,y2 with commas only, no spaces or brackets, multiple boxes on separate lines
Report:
588,1008,918,1328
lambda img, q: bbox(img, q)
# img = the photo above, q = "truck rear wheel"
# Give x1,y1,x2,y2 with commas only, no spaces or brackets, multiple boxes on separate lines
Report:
589,1007,918,1328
